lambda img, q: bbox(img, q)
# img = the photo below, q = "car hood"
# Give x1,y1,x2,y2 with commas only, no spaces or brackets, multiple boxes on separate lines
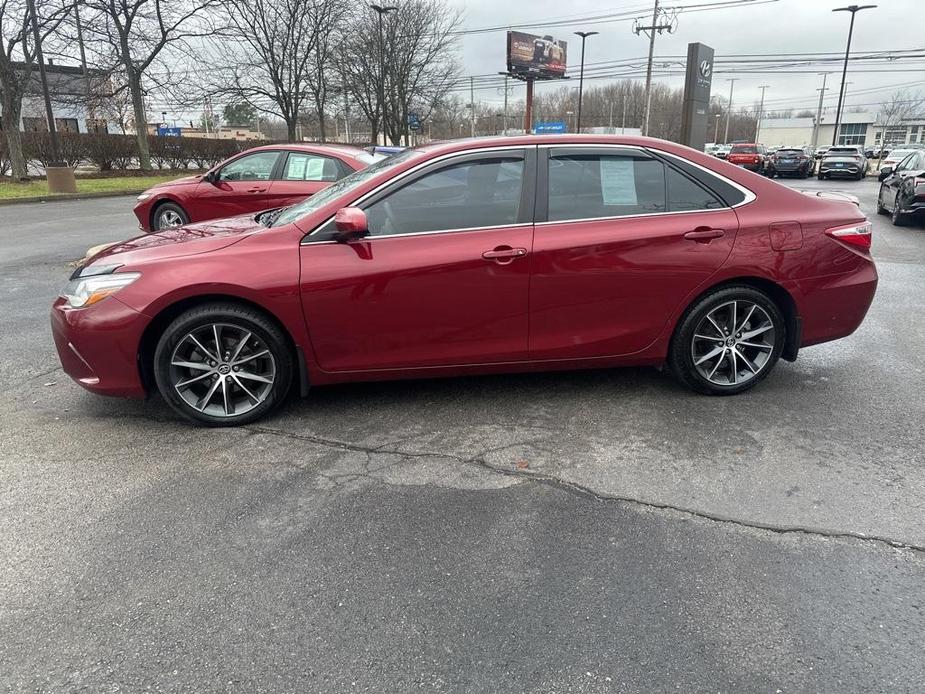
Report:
83,214,263,269
148,174,204,189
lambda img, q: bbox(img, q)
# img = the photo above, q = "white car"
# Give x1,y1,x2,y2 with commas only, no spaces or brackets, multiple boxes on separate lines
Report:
880,148,917,169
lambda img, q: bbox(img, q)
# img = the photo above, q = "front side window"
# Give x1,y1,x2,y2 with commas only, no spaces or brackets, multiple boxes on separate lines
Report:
218,151,279,182
283,152,344,182
364,156,525,236
547,153,666,222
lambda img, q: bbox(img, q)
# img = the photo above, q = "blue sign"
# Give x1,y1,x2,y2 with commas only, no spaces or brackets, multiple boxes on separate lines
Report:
534,121,566,134
407,112,422,131
156,126,182,137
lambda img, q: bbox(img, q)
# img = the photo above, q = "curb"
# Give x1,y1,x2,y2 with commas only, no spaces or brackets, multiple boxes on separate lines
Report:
0,190,147,206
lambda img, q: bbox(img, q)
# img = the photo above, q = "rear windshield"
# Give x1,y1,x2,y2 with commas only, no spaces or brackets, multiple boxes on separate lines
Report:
776,149,804,155
730,145,757,154
827,148,860,155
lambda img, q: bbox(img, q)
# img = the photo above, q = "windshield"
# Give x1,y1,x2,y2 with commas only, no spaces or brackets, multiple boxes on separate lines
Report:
271,149,418,227
730,145,757,154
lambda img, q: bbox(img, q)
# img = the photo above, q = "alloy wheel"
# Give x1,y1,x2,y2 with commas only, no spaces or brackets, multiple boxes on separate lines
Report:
168,323,276,417
159,209,184,228
690,300,776,386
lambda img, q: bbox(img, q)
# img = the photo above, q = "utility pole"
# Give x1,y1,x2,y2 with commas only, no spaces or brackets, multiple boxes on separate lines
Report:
755,85,769,143
370,4,398,146
831,4,877,146
723,78,738,144
469,76,476,137
634,0,675,136
812,73,829,148
503,75,509,134
714,113,721,144
574,31,598,134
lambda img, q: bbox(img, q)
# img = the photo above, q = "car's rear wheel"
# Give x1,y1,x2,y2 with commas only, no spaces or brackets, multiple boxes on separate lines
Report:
153,303,293,426
876,186,888,215
152,202,189,231
668,286,785,396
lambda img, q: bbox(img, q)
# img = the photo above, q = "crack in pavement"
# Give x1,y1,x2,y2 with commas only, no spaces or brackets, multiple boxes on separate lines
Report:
247,424,925,554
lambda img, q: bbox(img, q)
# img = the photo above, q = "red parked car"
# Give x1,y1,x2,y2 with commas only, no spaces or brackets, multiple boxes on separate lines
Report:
726,143,768,174
53,135,877,426
133,144,383,232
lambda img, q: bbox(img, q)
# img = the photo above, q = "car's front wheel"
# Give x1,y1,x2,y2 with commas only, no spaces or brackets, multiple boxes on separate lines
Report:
891,193,908,226
152,202,189,231
153,303,294,426
668,286,785,396
876,186,888,215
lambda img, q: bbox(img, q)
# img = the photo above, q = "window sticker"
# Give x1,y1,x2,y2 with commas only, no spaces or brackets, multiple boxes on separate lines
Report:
600,158,637,205
287,155,307,180
305,157,325,181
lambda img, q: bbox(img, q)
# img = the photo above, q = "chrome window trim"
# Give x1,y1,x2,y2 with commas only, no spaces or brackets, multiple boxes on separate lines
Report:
537,143,756,225
301,145,530,244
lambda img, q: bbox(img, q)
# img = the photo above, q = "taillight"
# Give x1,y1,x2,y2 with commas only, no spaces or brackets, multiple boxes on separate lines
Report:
825,221,872,251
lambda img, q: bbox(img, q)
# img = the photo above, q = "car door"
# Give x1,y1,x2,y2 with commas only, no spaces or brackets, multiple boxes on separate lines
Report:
528,146,740,359
192,150,280,220
265,151,352,209
881,153,916,209
299,147,536,372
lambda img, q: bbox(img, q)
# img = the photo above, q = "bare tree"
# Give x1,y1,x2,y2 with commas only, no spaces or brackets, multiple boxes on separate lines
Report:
0,0,71,179
205,0,339,142
341,0,460,146
81,0,218,169
305,0,348,143
875,89,925,159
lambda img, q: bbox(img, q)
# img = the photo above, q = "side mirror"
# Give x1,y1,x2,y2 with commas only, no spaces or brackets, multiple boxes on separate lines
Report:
334,206,369,241
202,170,218,184
878,166,893,181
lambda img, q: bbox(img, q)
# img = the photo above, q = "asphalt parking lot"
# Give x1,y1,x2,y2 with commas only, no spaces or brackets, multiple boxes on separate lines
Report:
2,177,924,692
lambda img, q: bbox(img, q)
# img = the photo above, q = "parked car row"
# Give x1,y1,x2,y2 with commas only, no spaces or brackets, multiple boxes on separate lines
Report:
706,142,879,181
54,134,878,426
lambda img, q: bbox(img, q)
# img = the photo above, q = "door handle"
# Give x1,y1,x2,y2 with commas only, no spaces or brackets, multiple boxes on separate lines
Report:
482,246,528,264
247,187,266,193
683,228,725,243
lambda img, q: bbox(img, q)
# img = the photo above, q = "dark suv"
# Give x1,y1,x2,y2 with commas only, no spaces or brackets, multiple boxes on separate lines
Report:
818,146,869,181
768,147,813,178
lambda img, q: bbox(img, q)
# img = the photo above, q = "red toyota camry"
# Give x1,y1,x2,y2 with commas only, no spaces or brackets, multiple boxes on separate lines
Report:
132,143,383,232
53,135,878,426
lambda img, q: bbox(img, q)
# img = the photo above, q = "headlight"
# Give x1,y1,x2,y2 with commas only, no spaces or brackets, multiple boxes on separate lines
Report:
61,272,141,308
136,192,152,201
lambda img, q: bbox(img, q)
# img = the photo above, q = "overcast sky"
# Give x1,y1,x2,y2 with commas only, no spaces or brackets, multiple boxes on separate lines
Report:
452,0,923,117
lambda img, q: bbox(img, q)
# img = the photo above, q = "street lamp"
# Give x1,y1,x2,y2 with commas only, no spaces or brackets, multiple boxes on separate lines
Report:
573,31,598,134
370,4,398,146
831,4,876,146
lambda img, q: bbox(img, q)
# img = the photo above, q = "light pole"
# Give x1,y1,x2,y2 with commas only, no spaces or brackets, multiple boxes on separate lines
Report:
811,73,829,148
831,4,876,146
370,4,398,146
566,110,575,132
755,85,769,143
723,78,737,144
573,31,598,134
713,113,721,144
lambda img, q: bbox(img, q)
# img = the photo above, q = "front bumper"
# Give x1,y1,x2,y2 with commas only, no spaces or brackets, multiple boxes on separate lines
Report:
133,199,154,232
50,296,149,398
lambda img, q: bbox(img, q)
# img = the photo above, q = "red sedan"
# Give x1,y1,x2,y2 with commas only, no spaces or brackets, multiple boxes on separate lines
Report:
132,144,382,232
53,135,877,426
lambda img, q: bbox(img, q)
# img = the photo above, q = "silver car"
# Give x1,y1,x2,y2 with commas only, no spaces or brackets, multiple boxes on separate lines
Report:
818,146,869,181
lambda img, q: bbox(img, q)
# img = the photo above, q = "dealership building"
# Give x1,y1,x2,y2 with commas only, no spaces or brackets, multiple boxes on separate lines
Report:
759,111,925,149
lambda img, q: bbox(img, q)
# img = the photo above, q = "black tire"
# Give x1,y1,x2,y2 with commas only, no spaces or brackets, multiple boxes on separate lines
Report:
668,285,785,396
151,201,189,231
817,172,825,180
891,194,908,227
153,302,294,426
876,187,888,215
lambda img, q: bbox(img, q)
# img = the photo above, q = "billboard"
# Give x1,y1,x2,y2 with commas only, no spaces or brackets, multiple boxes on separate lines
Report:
507,31,568,79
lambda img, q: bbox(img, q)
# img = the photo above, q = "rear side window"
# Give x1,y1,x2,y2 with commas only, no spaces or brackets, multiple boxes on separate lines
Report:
283,152,346,182
547,153,665,221
666,168,724,211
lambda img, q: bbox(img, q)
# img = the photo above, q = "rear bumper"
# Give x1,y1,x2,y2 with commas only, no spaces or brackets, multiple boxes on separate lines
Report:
729,160,762,171
899,199,925,216
794,261,878,348
820,164,861,177
50,296,149,398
